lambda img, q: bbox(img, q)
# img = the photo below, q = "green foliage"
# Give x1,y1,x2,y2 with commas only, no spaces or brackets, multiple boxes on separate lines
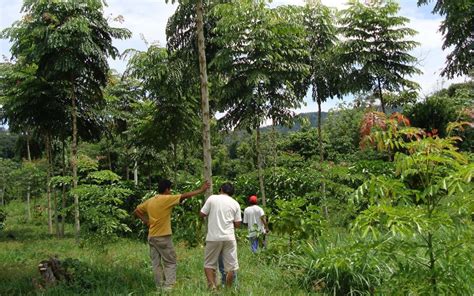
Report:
9,160,47,201
59,258,97,292
304,0,345,108
417,0,474,78
296,235,390,295
49,176,73,189
0,207,6,231
0,128,18,159
77,154,99,175
404,83,474,147
212,0,309,130
323,105,365,160
272,198,324,241
279,129,319,161
73,183,132,239
71,169,132,240
124,44,201,164
86,170,121,184
352,122,474,293
0,158,19,203
340,0,421,112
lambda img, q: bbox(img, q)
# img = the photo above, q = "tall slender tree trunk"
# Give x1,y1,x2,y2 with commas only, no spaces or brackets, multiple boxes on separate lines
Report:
147,159,152,190
26,132,32,222
271,119,277,178
133,148,138,186
256,127,266,206
196,0,213,197
317,98,324,162
172,143,178,183
314,84,328,218
377,77,386,113
1,183,5,206
53,189,59,237
71,86,80,242
26,132,31,161
60,140,66,237
45,134,53,235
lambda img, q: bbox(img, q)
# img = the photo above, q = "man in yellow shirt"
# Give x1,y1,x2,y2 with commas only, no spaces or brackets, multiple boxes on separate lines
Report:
134,179,209,290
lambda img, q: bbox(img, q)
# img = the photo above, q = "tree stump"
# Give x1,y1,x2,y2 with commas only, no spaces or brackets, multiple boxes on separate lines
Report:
34,257,71,290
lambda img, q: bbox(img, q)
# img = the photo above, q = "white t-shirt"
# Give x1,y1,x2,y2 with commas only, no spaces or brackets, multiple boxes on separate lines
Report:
200,194,242,241
243,205,265,237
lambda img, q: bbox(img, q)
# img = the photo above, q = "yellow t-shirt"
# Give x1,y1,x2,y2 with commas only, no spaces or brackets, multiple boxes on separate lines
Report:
136,194,181,237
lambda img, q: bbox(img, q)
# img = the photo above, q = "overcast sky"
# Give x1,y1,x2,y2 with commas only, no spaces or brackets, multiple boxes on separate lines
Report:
0,0,467,113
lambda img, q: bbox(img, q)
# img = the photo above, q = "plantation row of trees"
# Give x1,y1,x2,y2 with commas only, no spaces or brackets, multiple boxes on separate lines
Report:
0,0,473,294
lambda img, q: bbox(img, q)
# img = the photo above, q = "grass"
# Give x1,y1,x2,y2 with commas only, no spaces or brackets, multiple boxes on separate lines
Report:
0,200,311,295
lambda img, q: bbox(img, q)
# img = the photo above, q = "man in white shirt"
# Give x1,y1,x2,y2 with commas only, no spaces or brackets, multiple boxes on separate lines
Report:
243,195,269,253
200,183,241,289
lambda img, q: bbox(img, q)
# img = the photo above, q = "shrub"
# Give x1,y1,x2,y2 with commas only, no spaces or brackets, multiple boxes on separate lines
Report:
352,117,474,294
73,170,132,242
272,198,325,242
296,235,391,295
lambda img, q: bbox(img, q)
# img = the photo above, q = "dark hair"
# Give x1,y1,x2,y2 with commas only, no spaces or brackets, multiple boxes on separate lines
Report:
158,179,172,194
219,182,234,196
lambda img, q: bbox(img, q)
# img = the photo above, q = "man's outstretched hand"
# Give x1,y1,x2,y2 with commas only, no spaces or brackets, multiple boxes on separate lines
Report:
200,181,211,193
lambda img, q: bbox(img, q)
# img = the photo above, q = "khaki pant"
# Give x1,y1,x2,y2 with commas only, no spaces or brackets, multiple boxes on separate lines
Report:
148,235,177,287
204,240,239,272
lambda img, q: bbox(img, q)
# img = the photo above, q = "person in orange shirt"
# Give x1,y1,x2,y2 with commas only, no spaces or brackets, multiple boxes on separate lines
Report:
134,179,209,290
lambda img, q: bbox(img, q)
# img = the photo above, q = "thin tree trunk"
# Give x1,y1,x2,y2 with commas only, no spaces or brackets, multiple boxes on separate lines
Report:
26,133,32,222
317,98,324,162
71,86,80,242
147,159,152,190
60,140,66,238
271,119,277,177
46,134,53,235
1,184,5,206
133,148,138,186
256,127,266,206
377,77,386,113
196,0,213,197
126,165,130,181
26,132,31,162
54,188,59,238
314,85,328,218
172,143,178,183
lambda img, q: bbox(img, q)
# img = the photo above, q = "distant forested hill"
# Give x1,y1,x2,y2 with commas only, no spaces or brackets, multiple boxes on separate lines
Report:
261,111,329,133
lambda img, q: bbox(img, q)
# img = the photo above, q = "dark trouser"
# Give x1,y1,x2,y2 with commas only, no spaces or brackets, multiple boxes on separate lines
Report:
250,234,267,253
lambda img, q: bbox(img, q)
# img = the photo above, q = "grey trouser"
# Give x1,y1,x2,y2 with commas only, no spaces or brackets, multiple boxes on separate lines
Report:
148,235,177,287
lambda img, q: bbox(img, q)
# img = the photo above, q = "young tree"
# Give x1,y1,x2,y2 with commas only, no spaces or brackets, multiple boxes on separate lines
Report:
417,0,474,78
166,0,214,197
212,0,309,205
355,117,474,294
0,61,61,226
303,0,344,161
125,45,201,182
3,0,131,240
340,0,422,113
